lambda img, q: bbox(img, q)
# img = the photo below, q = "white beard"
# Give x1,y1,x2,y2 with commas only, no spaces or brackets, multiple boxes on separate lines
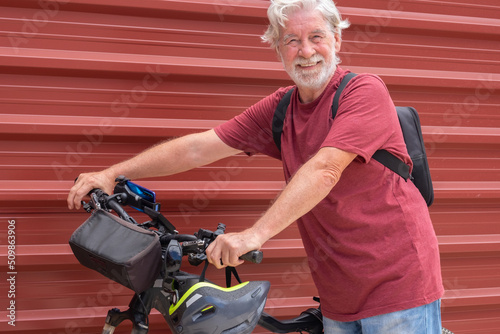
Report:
283,53,338,91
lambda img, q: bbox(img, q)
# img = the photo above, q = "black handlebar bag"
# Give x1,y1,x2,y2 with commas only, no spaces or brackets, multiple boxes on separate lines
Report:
69,209,162,294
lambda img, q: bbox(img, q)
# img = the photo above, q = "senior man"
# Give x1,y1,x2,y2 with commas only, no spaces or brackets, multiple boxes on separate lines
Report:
68,1,443,333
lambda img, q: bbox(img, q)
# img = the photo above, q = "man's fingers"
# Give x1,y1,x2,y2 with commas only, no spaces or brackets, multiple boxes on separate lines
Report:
221,245,243,267
67,171,115,210
67,173,94,210
206,235,246,269
67,183,80,210
68,184,85,210
206,241,226,269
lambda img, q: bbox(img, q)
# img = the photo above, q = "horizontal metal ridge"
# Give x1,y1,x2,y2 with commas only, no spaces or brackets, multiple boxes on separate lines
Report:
1,180,500,202
438,234,500,253
1,47,499,88
443,287,500,307
341,6,500,35
4,235,498,266
2,114,499,144
0,46,287,80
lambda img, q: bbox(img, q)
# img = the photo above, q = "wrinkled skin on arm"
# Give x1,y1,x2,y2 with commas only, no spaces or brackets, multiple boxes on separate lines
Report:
206,147,356,268
67,129,241,210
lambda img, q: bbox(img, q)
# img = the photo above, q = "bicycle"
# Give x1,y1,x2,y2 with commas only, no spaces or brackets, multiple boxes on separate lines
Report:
69,176,454,334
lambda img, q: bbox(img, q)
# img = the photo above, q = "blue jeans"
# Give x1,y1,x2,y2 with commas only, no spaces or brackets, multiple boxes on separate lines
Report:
323,299,442,334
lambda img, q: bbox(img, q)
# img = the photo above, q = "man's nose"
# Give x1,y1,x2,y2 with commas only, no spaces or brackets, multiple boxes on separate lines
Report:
299,40,316,58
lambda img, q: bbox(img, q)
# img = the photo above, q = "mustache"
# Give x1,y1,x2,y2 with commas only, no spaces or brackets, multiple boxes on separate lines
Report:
293,54,324,66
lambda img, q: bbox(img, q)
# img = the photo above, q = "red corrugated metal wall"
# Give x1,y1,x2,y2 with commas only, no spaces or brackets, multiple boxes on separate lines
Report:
0,0,499,333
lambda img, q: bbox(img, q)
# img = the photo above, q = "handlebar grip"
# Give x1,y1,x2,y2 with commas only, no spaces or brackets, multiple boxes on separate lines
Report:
239,250,263,264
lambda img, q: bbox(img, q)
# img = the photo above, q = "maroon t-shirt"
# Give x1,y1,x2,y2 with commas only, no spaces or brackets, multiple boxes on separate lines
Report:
214,67,443,321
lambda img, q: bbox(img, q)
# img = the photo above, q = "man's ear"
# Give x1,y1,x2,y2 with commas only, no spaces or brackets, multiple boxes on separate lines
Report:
334,33,342,53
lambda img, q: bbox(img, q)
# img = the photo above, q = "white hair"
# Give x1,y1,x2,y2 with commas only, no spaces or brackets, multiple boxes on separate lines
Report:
262,0,350,52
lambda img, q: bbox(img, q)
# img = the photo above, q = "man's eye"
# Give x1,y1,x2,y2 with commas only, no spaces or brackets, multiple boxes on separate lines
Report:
286,39,299,46
312,35,323,42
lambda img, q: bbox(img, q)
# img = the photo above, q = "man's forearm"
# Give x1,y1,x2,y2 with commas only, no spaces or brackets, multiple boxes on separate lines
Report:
68,129,240,209
105,136,195,181
106,129,239,180
206,146,357,269
250,147,356,244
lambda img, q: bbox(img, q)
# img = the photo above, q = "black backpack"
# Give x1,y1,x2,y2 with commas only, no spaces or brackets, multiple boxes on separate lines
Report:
271,73,434,206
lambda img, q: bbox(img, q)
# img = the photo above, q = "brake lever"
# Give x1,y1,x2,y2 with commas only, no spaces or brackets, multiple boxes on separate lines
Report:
91,192,102,210
182,240,207,266
188,253,207,266
193,224,263,264
81,192,103,212
81,201,93,213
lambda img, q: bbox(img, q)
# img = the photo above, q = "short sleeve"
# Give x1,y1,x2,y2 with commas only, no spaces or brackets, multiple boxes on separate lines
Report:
320,74,402,163
214,86,292,160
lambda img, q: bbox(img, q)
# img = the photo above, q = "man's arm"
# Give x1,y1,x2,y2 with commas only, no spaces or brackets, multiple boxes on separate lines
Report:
67,129,241,209
206,146,356,268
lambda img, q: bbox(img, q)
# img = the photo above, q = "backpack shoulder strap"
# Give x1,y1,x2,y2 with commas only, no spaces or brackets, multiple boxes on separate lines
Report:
332,72,358,118
372,149,410,181
272,88,294,152
332,73,412,182
273,72,357,152
271,73,429,205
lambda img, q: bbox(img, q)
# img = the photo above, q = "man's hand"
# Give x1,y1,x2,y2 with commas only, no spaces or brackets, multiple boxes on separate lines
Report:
206,229,264,269
67,170,116,210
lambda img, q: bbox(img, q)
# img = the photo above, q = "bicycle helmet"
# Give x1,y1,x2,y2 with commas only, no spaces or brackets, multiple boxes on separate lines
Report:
167,277,270,334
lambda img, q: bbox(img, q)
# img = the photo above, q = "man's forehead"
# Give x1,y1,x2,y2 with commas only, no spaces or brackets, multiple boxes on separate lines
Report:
280,10,329,34
283,28,328,38
280,20,332,42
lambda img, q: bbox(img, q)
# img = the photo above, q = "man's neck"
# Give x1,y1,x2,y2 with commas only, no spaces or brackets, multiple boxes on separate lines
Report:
296,70,337,103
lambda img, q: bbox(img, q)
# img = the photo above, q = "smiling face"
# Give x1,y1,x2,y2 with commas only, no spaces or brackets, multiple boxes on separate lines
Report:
278,8,341,102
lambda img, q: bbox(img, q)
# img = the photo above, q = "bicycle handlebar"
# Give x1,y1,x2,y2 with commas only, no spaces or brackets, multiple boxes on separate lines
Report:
78,179,454,334
82,181,263,265
240,250,263,263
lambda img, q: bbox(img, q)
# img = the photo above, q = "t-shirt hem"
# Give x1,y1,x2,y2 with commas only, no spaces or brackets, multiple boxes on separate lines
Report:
322,288,444,322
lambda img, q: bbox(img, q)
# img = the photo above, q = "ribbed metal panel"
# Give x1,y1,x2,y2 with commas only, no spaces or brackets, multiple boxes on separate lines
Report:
0,1,498,333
